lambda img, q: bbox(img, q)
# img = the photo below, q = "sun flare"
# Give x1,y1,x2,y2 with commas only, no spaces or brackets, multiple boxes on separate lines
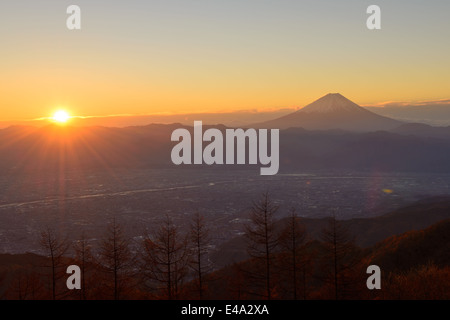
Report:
52,110,71,124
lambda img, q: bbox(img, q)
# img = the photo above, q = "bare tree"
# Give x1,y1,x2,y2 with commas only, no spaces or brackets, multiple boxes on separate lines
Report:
189,212,212,299
244,192,279,299
98,219,134,300
73,233,93,300
319,215,360,300
142,214,188,300
278,208,308,299
39,227,68,300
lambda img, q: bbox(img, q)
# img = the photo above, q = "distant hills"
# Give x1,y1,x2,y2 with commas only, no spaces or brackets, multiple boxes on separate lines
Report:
255,93,403,131
393,122,450,139
279,128,450,172
0,124,176,173
3,121,450,173
366,99,450,126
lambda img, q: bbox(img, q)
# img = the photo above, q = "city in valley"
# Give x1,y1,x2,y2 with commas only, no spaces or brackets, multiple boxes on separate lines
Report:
1,166,448,260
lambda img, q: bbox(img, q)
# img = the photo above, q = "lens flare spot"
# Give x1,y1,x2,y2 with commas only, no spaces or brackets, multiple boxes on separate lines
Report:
52,110,70,124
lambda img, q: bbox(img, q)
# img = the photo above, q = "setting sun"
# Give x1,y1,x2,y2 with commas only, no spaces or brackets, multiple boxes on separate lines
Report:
52,110,71,124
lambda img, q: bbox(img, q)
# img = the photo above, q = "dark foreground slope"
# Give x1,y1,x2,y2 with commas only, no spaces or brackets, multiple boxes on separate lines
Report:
1,202,450,300
211,196,450,268
368,219,450,273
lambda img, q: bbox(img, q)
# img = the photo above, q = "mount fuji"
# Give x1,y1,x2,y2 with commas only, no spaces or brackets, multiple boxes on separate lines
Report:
256,93,403,131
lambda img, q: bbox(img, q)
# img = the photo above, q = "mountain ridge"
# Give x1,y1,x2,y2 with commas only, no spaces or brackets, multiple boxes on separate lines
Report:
3,122,450,173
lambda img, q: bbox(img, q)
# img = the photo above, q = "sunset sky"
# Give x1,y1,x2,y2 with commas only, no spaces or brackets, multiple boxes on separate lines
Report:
1,0,449,122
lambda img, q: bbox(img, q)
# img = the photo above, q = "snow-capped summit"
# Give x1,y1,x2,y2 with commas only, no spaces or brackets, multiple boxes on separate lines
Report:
299,93,364,114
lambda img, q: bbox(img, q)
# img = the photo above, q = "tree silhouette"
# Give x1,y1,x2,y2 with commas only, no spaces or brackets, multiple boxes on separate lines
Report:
98,219,134,300
189,212,211,299
319,215,360,300
278,208,309,299
39,227,68,300
142,214,188,299
73,233,93,300
244,192,279,299
227,263,250,300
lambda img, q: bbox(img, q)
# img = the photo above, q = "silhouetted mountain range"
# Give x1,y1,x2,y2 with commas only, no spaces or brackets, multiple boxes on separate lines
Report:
3,119,450,173
366,100,450,126
279,128,450,172
393,123,450,139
